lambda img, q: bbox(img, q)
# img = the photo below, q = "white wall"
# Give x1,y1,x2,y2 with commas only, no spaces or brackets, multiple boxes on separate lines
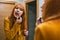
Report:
38,0,44,18
15,0,25,5
0,0,14,2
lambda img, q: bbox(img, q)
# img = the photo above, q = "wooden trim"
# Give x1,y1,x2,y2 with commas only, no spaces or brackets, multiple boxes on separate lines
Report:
36,0,39,18
0,1,15,5
25,0,34,3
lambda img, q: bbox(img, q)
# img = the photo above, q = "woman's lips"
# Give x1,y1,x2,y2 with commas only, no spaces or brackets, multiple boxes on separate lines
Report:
15,13,19,16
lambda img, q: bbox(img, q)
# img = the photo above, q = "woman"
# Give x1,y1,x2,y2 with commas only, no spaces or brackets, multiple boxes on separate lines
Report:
4,4,27,40
34,0,60,40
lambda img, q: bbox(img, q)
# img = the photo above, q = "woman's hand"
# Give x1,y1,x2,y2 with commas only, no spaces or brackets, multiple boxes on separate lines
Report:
24,30,28,37
16,17,22,23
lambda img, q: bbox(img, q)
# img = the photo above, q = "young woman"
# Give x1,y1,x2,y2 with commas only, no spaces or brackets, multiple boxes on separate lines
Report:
34,0,60,40
4,4,28,40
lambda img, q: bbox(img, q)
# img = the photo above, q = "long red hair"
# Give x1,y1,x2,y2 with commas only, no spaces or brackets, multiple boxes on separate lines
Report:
9,4,25,30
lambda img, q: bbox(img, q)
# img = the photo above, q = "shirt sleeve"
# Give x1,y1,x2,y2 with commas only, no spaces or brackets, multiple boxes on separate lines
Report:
4,18,21,40
34,26,44,40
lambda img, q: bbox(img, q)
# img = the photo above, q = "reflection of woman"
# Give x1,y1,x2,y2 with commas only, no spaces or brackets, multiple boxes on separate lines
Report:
34,0,60,40
4,4,26,40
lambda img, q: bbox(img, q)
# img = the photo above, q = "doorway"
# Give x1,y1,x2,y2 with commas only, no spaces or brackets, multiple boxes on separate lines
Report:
26,1,36,40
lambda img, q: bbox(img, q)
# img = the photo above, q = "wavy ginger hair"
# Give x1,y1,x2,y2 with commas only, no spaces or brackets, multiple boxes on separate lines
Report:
9,4,25,30
42,0,60,21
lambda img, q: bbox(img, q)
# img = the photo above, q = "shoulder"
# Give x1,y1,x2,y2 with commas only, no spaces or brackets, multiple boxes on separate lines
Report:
4,17,10,22
36,21,53,31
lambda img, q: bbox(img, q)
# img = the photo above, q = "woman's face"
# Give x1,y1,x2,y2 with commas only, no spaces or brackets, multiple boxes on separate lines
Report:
14,5,23,18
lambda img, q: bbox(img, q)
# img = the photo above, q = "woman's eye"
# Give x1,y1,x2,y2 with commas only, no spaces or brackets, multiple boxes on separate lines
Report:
15,8,23,13
17,9,20,11
15,9,17,12
16,8,18,9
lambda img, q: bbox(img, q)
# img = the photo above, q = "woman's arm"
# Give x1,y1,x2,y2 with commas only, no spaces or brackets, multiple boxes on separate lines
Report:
4,18,21,40
34,26,44,40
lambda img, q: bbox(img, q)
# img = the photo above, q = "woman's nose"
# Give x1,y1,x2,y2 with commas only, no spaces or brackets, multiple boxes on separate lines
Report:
17,10,19,12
